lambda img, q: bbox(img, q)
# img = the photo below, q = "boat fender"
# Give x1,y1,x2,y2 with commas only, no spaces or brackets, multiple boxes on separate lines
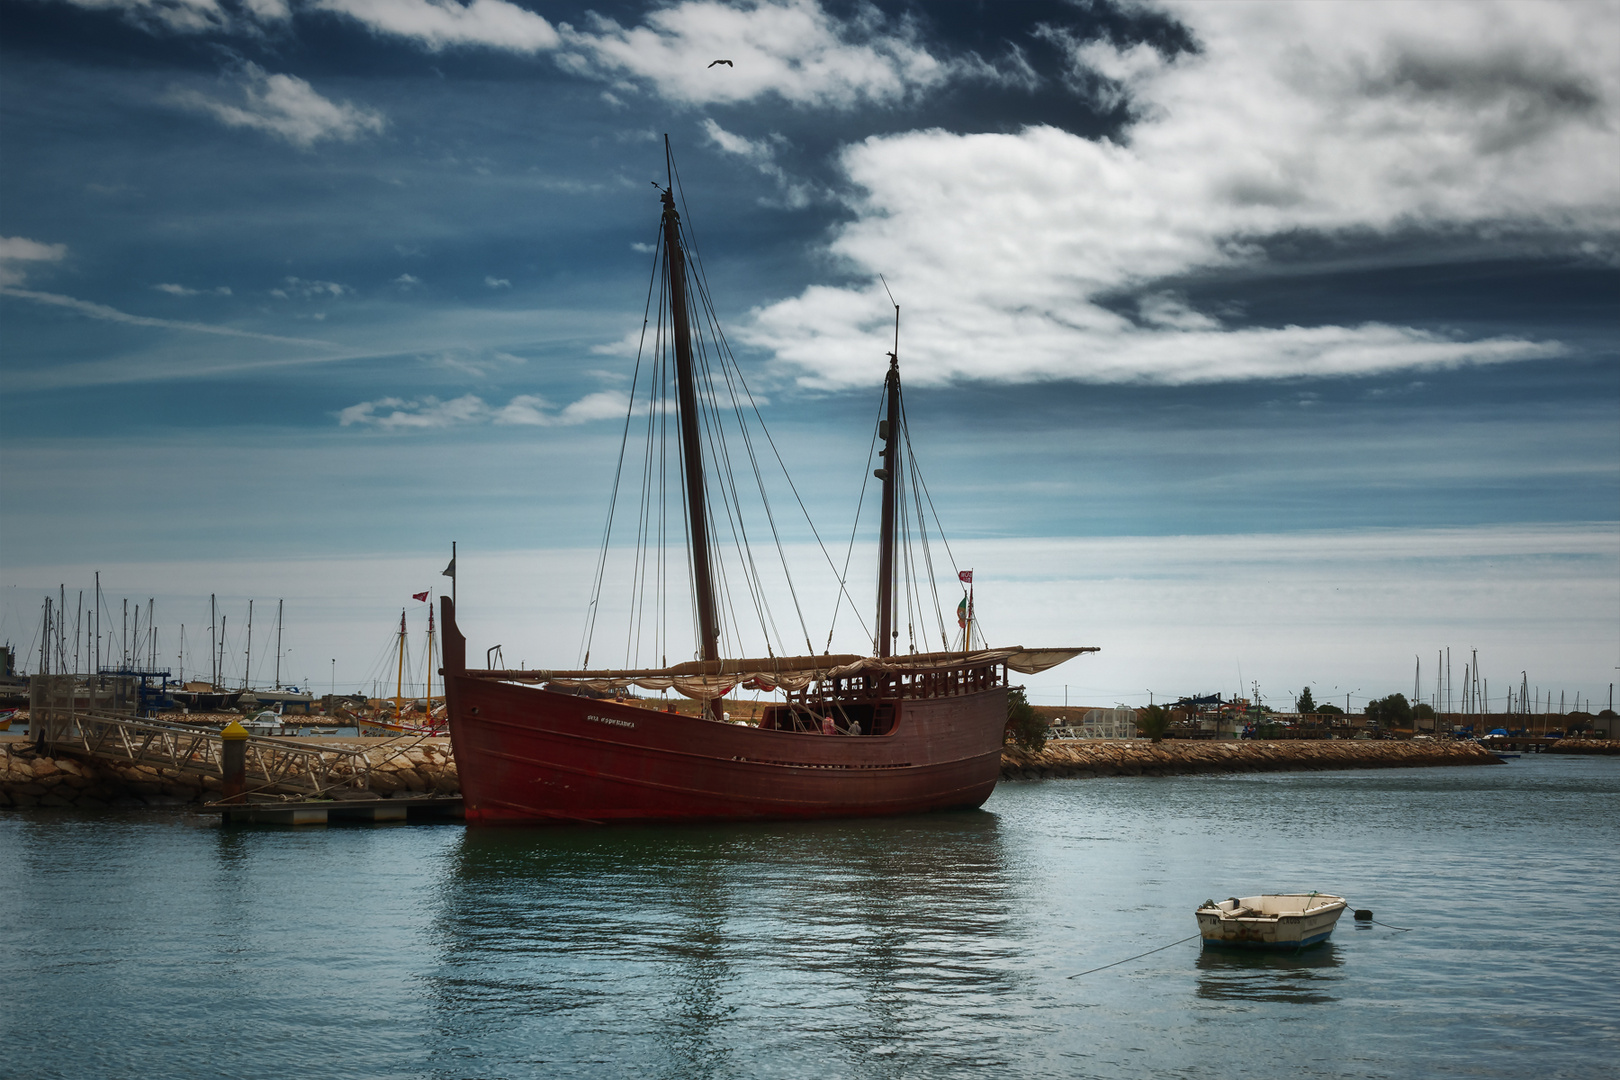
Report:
1354,909,1373,921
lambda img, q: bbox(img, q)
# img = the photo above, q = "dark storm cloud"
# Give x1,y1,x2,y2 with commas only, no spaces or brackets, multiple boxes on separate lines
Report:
1364,42,1606,154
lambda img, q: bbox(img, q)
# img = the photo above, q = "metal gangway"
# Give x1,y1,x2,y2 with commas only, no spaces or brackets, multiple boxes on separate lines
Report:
33,706,372,799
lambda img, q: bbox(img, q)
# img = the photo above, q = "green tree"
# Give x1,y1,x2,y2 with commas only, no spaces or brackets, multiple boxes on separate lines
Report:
1297,686,1316,714
1137,704,1172,743
1004,687,1047,752
1412,702,1435,721
1365,693,1413,729
1316,702,1344,715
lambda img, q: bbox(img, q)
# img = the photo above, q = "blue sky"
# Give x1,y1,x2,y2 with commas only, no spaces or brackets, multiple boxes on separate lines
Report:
2,0,1616,713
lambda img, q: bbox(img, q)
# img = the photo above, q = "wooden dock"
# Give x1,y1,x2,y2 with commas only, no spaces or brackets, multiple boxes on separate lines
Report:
204,795,462,825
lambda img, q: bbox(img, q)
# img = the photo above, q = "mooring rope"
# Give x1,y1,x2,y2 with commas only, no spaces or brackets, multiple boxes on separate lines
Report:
1369,918,1413,932
1066,934,1202,979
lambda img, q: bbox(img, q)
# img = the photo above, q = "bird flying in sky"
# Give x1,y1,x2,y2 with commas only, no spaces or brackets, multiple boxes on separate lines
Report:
708,59,733,67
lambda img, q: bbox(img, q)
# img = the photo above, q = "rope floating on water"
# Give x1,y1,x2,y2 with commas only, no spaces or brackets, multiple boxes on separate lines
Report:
1370,919,1413,932
1066,934,1202,979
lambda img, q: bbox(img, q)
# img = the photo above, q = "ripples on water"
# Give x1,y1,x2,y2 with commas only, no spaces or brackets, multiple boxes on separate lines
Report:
4,756,1616,1079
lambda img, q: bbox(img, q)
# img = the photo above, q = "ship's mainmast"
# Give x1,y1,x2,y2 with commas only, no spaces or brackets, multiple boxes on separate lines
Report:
876,304,900,658
661,164,721,664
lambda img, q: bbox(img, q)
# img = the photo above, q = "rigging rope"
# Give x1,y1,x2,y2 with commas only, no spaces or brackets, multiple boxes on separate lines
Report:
583,148,966,671
581,220,664,670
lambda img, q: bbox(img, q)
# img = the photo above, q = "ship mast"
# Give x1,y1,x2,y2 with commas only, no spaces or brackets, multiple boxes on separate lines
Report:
661,140,721,663
394,609,406,718
876,300,900,657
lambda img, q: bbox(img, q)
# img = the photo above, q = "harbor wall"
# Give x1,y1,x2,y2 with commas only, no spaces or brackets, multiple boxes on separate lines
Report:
1001,737,1500,779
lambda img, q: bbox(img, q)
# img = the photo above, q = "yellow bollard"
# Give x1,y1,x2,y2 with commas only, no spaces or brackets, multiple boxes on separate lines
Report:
220,720,248,803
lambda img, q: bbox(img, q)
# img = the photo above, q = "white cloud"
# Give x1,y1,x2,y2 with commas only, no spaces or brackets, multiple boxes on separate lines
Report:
428,348,525,378
1,285,332,346
338,393,487,429
271,275,351,299
311,0,558,51
393,273,421,287
241,0,289,20
170,63,386,147
154,282,232,296
702,119,815,208
557,0,955,108
56,0,237,34
0,236,68,287
743,0,1619,387
339,390,630,429
484,275,511,288
555,390,632,425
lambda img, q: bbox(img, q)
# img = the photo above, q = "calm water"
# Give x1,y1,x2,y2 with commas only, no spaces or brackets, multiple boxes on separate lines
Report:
4,756,1616,1079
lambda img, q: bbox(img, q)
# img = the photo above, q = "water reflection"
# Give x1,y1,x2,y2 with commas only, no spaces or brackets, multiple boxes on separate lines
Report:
424,811,1027,1079
1194,942,1344,1005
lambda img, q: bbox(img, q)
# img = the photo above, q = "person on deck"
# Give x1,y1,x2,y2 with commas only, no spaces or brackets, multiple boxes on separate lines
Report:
822,715,835,735
849,718,862,736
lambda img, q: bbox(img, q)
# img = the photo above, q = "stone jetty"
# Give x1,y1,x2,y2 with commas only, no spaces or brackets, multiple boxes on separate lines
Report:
1001,737,1500,780
0,736,459,810
0,732,1515,810
1547,738,1620,756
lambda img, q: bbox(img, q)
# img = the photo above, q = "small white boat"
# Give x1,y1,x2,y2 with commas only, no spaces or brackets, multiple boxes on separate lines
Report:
1196,893,1347,949
242,711,280,737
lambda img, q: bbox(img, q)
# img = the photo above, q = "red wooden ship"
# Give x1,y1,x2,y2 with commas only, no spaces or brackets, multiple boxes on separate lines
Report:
443,148,1094,824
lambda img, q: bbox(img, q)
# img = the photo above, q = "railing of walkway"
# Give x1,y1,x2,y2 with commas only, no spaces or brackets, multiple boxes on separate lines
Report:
49,712,372,797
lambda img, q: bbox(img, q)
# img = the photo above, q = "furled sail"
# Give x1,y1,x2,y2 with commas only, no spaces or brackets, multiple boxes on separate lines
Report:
469,646,1098,699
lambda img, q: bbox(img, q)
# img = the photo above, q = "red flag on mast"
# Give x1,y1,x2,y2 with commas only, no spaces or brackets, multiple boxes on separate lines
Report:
958,570,973,584
411,591,430,602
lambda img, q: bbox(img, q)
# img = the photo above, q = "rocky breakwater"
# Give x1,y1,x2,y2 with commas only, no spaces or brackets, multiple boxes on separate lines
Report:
1548,738,1620,756
0,737,459,809
363,739,459,796
1000,738,1501,780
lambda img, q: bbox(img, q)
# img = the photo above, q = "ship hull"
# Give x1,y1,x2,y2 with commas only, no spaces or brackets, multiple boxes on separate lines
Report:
447,673,1007,824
